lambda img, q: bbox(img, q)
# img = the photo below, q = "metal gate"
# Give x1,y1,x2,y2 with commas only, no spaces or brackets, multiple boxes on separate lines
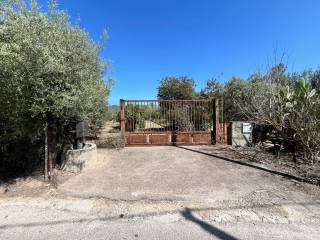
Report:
120,99,215,145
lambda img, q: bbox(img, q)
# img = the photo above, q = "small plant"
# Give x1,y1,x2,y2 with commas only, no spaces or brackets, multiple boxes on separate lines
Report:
96,135,125,149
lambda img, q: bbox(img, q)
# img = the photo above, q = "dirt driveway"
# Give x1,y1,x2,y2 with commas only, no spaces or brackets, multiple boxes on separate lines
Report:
59,145,320,209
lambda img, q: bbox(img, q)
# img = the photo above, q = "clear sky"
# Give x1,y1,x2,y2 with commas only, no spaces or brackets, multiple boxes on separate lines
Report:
37,0,320,105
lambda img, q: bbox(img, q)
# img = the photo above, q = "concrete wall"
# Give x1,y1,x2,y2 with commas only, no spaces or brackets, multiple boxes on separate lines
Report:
62,143,97,173
231,121,252,147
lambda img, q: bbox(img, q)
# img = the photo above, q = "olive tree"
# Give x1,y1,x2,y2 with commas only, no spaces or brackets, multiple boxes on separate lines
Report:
0,0,111,170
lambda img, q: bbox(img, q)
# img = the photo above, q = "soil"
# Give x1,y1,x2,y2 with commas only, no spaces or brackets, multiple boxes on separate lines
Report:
0,170,75,198
231,146,320,185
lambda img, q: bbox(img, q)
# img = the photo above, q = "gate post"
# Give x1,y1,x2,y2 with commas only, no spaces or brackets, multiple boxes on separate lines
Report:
215,97,221,144
120,99,125,137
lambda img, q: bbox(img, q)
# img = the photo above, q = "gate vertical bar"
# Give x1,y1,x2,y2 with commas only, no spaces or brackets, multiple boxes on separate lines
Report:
221,95,225,144
120,99,125,137
215,97,220,144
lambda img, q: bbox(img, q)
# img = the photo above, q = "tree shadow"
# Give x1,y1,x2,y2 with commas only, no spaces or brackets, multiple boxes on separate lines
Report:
0,202,318,230
176,146,316,185
181,208,238,240
0,138,44,184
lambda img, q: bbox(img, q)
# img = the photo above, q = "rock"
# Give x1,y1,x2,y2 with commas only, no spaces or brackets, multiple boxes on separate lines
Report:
262,141,274,149
0,186,8,194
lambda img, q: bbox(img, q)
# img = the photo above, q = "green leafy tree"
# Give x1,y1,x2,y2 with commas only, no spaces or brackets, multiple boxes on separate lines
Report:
199,78,222,99
0,0,111,169
200,76,248,121
157,76,196,131
157,76,196,100
310,69,320,92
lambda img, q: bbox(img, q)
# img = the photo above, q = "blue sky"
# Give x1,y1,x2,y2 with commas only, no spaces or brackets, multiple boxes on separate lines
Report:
37,0,320,105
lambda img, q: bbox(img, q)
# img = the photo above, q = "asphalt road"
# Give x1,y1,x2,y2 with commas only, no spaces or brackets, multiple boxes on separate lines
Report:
0,196,319,240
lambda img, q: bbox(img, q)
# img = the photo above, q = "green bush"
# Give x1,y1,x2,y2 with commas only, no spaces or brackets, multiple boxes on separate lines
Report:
0,0,111,172
96,135,125,149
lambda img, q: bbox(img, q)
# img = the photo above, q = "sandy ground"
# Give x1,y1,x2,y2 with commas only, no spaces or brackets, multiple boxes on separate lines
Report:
60,146,320,202
0,145,320,239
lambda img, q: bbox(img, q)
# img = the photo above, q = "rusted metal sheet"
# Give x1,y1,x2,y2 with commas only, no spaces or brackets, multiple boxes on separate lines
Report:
125,132,212,145
149,134,170,144
193,132,211,143
126,134,146,145
174,133,192,143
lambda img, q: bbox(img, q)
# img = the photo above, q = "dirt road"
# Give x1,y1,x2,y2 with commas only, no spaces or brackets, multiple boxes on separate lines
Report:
1,145,319,239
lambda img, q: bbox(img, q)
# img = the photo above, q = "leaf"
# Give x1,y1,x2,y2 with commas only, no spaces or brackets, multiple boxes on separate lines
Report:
285,102,293,108
308,89,316,98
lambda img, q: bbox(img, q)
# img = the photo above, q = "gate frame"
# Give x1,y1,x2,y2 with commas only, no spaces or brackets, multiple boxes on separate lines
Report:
120,98,227,146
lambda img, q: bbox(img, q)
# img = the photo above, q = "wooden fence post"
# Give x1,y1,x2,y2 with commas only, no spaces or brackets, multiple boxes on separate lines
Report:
120,99,125,137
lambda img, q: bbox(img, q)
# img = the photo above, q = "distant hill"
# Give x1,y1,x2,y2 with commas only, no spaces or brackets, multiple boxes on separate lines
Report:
108,105,119,110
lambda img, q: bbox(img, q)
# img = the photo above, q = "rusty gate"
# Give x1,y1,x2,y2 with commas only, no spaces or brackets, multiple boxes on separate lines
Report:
120,99,221,145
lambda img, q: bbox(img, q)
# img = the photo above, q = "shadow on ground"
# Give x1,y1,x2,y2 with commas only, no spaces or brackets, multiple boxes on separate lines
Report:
181,208,238,240
0,138,44,185
177,146,316,185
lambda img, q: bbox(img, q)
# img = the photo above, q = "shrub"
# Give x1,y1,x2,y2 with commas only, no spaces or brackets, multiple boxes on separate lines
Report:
0,0,111,172
96,135,125,149
230,65,320,163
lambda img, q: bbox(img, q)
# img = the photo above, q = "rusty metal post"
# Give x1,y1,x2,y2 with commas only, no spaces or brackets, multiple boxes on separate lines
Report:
221,95,225,144
215,97,221,144
47,127,53,180
120,99,125,137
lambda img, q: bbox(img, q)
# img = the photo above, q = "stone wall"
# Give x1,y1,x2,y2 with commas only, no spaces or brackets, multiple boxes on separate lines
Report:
62,143,97,173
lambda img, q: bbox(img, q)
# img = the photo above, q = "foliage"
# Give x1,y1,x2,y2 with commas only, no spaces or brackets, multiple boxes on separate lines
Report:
310,69,320,92
227,65,319,163
96,135,125,149
105,105,119,122
125,104,160,130
157,76,196,100
279,78,320,162
170,105,212,131
157,76,208,131
0,0,111,170
199,78,222,99
200,76,250,122
125,104,146,130
200,64,320,163
155,76,213,131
